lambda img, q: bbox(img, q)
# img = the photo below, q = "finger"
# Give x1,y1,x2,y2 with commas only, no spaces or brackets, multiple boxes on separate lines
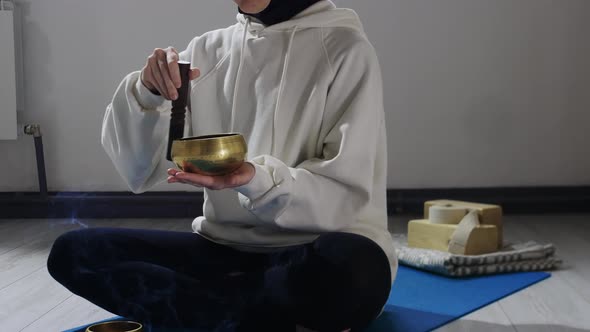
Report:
166,48,181,88
140,66,158,94
172,177,202,188
146,56,166,98
158,57,178,100
168,176,186,184
168,176,194,186
150,63,169,99
175,172,216,188
168,168,180,176
169,179,184,185
189,68,201,81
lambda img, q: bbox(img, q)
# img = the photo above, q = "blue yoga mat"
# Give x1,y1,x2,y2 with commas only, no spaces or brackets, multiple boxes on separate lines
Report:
64,266,550,332
365,266,550,331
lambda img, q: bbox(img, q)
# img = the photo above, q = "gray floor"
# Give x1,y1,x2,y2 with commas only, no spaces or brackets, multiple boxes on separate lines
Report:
0,215,589,332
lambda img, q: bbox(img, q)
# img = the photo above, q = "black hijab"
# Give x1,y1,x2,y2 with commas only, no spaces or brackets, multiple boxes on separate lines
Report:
239,0,323,26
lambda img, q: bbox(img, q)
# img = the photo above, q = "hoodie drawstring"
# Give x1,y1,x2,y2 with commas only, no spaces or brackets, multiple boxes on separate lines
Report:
271,26,299,156
230,18,250,132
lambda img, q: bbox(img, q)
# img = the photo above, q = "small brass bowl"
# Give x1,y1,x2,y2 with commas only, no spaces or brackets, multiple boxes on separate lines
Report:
171,133,248,176
86,321,143,332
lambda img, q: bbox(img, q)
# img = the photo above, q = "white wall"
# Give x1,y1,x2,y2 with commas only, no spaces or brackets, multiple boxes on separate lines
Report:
0,0,588,191
0,9,17,140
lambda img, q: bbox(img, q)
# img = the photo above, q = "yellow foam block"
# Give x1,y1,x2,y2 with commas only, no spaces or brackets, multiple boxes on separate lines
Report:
408,219,499,255
424,200,503,249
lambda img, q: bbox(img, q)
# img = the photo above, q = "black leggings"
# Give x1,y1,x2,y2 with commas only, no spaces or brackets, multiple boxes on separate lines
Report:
47,228,391,332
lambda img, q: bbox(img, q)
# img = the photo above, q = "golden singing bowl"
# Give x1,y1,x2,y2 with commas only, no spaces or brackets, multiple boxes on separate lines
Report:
171,133,248,176
86,321,143,332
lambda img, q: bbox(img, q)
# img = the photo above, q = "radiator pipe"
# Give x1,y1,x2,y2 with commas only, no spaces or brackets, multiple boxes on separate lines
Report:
24,124,48,197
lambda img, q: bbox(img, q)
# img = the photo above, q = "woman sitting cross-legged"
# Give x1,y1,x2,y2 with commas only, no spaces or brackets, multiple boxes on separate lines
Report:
48,1,397,331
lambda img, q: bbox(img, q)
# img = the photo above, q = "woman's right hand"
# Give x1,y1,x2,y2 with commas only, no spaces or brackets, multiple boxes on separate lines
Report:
140,47,201,100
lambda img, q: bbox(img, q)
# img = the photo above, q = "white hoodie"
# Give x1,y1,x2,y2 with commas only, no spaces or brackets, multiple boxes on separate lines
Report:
102,0,397,281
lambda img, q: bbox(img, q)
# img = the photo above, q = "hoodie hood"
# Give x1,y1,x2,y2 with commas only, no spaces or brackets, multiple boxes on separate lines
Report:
237,0,364,33
232,0,365,157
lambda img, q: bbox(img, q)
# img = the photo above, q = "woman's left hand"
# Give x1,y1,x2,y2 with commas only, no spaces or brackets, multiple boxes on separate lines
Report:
167,162,256,190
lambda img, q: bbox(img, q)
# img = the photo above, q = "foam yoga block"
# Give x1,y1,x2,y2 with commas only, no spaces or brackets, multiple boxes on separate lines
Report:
424,200,503,248
408,219,499,255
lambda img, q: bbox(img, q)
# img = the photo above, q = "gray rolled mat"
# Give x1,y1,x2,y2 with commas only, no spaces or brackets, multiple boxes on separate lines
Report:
392,234,562,277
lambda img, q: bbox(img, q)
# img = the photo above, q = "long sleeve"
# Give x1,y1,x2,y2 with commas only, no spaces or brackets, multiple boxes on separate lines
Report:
234,41,387,233
101,46,194,194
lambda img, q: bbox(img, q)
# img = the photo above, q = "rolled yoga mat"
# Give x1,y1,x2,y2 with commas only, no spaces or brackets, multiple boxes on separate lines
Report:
64,266,550,332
